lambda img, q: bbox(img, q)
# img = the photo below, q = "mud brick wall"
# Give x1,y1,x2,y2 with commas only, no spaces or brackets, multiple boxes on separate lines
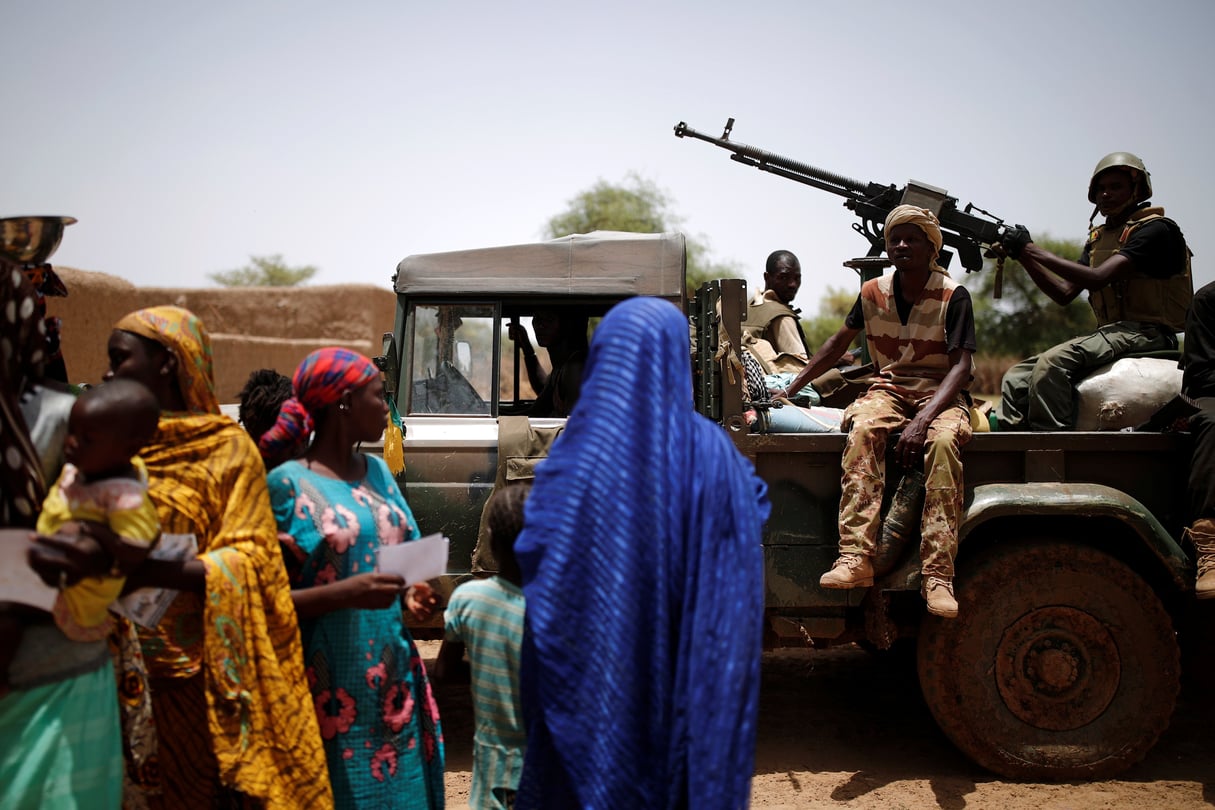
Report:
46,267,397,402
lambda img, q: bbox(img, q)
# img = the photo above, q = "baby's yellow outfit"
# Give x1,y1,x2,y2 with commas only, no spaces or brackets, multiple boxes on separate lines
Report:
36,456,159,640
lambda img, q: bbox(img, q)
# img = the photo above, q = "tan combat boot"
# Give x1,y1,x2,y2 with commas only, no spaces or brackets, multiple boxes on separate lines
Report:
1190,519,1215,600
819,553,874,589
923,576,958,618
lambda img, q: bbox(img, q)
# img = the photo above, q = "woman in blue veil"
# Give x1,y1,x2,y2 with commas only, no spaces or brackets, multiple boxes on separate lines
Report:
515,296,770,809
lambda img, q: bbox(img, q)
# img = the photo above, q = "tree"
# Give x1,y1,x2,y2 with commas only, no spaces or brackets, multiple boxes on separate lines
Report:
968,235,1096,358
801,285,859,349
543,173,741,295
209,254,317,287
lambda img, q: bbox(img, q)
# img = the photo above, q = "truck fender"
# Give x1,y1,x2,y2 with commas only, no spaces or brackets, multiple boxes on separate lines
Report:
959,482,1190,593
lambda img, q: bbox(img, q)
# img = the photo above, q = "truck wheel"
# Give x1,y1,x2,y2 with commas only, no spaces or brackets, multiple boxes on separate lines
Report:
917,540,1179,780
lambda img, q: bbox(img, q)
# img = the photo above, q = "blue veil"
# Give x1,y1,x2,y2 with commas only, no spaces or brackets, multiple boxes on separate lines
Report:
515,296,770,809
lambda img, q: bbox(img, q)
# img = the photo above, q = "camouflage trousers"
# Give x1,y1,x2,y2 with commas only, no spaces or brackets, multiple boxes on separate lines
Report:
838,387,972,578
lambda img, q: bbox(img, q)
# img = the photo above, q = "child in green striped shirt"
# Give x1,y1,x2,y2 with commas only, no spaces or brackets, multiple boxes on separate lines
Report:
438,483,530,810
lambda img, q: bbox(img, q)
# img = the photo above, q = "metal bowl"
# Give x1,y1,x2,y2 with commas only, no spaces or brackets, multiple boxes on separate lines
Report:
0,216,77,265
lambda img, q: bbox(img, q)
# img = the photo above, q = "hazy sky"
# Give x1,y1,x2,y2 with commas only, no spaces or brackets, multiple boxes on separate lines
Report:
4,0,1213,316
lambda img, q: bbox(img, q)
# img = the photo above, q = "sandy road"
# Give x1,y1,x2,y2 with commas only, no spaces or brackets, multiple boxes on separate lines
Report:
423,641,1215,809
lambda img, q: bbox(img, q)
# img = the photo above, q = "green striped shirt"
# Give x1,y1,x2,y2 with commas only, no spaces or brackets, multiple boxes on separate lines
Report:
445,577,526,810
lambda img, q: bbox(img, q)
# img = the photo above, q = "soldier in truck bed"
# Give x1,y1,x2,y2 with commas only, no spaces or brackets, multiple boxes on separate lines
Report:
778,204,977,618
1182,280,1215,598
742,250,812,373
995,152,1193,431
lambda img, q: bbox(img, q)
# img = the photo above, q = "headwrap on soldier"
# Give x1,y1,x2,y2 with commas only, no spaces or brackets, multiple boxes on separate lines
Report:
884,204,947,275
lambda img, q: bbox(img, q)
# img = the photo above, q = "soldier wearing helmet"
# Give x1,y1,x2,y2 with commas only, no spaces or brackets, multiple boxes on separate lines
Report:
994,152,1193,431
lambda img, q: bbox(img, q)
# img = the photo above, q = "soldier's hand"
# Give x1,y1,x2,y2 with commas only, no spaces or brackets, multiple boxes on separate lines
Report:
506,323,532,351
1000,224,1032,260
894,419,929,470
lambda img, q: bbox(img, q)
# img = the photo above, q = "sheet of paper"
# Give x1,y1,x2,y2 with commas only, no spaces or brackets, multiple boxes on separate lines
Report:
0,529,57,611
376,533,449,586
112,532,198,629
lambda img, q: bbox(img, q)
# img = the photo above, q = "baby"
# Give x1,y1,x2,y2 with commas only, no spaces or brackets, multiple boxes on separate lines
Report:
36,378,161,640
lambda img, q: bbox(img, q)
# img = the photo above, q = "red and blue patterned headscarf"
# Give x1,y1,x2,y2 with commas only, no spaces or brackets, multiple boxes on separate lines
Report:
259,347,378,462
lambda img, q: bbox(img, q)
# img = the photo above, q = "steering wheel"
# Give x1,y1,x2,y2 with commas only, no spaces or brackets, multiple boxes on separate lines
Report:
433,361,488,415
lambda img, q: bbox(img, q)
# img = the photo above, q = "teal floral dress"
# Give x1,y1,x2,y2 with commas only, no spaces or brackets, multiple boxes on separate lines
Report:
269,455,444,809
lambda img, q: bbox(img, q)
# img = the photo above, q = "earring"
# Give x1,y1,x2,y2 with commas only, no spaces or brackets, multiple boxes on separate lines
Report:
339,403,349,411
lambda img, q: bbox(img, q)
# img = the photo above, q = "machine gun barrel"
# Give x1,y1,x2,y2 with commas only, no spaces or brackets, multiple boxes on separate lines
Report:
675,117,1015,276
674,120,886,201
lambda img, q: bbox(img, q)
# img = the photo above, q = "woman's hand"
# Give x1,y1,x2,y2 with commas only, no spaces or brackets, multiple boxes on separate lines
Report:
79,521,154,577
291,572,406,618
405,580,440,623
338,572,407,610
27,524,109,588
28,520,154,589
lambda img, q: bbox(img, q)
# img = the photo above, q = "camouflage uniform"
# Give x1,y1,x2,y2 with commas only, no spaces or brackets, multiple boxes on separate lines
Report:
835,255,975,580
819,205,976,610
839,388,972,578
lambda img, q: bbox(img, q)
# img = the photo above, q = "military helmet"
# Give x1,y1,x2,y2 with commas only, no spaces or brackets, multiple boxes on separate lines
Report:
1088,152,1152,203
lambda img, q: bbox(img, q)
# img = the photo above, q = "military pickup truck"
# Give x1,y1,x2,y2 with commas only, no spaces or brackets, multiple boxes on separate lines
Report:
377,229,685,592
379,230,1202,782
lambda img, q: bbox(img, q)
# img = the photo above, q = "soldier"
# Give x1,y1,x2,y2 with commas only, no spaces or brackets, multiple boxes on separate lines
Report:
995,152,1193,431
506,309,588,417
778,205,977,618
1182,280,1215,598
742,250,811,373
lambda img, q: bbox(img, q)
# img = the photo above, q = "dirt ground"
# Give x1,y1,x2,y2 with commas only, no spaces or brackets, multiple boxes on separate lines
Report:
421,641,1214,809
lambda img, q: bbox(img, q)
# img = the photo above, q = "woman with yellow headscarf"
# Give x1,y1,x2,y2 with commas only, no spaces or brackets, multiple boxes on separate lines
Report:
102,306,332,809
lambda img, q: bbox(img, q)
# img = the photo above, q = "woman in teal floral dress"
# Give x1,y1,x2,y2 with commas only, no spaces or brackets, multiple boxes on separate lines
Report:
263,347,444,809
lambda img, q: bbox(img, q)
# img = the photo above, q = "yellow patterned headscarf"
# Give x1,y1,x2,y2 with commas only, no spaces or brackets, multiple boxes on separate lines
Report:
114,305,220,415
884,204,947,275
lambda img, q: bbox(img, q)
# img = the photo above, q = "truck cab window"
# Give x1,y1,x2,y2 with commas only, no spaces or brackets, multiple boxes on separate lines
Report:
408,303,494,415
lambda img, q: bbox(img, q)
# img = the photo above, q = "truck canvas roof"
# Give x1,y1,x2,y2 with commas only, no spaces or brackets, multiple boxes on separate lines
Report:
394,230,686,300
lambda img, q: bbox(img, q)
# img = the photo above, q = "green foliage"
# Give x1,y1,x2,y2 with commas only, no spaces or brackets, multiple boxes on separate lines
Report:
544,173,670,236
543,173,741,296
800,285,861,351
209,254,318,287
969,235,1096,357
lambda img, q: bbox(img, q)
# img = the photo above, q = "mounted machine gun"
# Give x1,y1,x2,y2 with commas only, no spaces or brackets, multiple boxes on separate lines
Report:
674,118,1025,287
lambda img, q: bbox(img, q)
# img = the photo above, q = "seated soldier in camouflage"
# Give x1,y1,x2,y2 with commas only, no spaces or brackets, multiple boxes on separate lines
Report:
778,205,977,618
